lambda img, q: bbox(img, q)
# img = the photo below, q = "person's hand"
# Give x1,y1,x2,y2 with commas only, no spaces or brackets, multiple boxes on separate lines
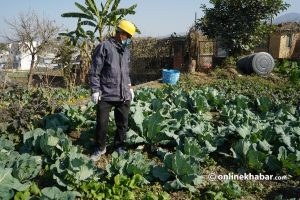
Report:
92,92,101,104
130,88,134,100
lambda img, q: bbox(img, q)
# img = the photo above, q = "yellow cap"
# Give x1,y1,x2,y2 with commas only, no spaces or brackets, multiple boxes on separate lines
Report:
117,20,136,37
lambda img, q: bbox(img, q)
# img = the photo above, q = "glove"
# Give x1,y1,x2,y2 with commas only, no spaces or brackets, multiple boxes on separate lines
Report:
92,92,101,104
130,88,134,100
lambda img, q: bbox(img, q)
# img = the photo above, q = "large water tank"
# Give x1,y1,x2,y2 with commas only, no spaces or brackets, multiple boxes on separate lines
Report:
237,52,275,75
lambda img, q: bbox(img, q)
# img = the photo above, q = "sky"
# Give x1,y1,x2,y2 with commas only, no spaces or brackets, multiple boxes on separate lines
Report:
0,0,299,40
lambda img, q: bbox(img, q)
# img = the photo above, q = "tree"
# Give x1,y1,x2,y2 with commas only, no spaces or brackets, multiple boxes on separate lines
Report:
60,0,138,85
0,43,8,51
5,10,60,87
196,0,289,56
61,0,137,42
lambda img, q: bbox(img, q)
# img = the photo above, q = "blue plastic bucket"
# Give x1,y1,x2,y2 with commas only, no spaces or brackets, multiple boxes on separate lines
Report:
162,69,180,85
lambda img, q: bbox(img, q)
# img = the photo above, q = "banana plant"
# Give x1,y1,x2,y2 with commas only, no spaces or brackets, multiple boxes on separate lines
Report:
59,0,137,85
59,18,95,85
61,0,137,42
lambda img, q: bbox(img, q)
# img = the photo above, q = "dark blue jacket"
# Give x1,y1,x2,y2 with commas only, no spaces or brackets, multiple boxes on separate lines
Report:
90,38,132,101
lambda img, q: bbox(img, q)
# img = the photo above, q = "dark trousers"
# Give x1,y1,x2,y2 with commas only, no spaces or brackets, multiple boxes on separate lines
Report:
96,100,130,149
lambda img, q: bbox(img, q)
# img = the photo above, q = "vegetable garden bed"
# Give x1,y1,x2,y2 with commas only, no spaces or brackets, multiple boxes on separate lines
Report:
0,72,299,200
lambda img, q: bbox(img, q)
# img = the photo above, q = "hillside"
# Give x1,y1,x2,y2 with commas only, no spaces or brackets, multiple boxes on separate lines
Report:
274,12,300,24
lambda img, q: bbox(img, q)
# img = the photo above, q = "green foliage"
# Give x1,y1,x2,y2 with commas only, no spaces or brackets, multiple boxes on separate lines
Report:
14,182,41,200
196,0,289,55
23,128,101,190
0,187,14,200
29,182,41,196
143,191,171,200
42,113,70,132
220,99,300,174
12,153,42,183
62,101,96,130
131,87,300,177
274,59,300,85
127,87,220,150
162,150,202,192
0,136,15,152
1,77,300,199
204,180,243,200
14,189,31,200
0,43,8,51
40,186,80,200
209,77,300,105
221,56,238,68
188,90,211,112
107,151,155,182
182,137,216,163
23,128,80,160
79,174,144,200
0,166,30,194
0,138,19,169
142,112,167,144
0,86,89,145
50,152,101,190
0,88,52,142
256,96,273,113
0,140,42,199
53,39,77,89
61,0,137,43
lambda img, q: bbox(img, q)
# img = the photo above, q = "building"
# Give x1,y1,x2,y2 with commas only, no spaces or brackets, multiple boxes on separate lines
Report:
8,42,38,70
0,50,9,69
37,52,58,69
7,41,62,70
270,22,300,59
256,22,300,59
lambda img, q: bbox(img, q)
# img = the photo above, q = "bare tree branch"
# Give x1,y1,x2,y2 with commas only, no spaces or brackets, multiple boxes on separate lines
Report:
4,10,60,87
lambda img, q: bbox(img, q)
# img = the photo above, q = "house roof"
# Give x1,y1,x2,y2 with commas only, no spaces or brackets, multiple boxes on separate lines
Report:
276,22,300,33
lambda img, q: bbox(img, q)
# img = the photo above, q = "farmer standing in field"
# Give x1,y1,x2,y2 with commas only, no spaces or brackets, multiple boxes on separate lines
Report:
89,19,136,161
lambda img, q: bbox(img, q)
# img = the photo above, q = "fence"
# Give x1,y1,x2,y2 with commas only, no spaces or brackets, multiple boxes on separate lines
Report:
188,29,216,71
129,32,217,84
